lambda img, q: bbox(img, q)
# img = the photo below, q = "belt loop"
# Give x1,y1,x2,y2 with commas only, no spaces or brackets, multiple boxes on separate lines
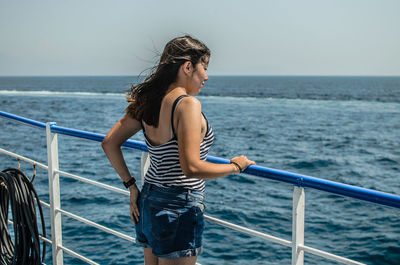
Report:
186,190,191,201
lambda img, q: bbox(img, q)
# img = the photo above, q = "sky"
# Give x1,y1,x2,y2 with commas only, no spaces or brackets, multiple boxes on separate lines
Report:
0,0,399,76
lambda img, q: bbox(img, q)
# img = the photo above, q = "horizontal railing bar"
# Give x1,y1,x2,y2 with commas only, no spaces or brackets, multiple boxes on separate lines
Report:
57,208,136,243
8,220,52,245
0,148,126,196
50,124,148,151
40,200,50,208
1,110,399,209
55,169,129,196
39,235,52,245
57,244,100,265
0,110,46,129
8,217,288,264
35,195,293,251
204,215,292,247
206,156,400,209
2,110,400,209
300,245,365,265
0,147,48,170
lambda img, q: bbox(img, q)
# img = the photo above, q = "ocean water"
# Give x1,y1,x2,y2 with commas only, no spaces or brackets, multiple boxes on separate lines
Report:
0,76,399,265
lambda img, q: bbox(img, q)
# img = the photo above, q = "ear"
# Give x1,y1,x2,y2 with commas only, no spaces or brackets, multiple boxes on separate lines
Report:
182,61,193,75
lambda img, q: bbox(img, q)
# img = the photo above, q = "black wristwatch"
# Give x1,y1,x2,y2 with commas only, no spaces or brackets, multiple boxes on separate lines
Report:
123,178,136,188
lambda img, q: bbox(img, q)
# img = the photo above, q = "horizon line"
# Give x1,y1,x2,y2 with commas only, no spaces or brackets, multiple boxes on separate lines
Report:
1,74,399,78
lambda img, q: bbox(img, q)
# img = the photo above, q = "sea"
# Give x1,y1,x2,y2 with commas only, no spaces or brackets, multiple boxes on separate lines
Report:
0,76,399,265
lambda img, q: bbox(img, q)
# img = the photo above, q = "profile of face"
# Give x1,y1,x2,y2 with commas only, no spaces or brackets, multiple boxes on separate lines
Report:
186,59,209,95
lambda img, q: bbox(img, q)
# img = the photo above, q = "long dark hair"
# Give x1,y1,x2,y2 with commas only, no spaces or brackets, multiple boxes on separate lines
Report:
126,35,210,127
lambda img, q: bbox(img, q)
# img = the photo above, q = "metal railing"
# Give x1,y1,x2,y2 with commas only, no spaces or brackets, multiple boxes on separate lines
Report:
1,110,400,265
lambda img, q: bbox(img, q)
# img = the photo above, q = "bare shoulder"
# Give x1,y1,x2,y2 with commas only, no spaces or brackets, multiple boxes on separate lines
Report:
173,96,202,126
120,113,142,129
178,96,202,113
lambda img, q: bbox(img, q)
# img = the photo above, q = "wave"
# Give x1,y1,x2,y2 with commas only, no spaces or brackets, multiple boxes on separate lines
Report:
288,159,338,170
0,90,124,98
199,95,400,112
1,90,399,110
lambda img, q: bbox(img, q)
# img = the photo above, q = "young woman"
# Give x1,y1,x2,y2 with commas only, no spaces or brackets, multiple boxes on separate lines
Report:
102,35,255,265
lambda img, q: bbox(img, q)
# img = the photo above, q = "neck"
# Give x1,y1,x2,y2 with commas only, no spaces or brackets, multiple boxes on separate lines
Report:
166,83,187,95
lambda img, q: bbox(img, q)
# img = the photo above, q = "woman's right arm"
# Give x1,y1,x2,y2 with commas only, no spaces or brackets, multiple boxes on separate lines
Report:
176,97,255,179
102,114,142,223
102,114,142,183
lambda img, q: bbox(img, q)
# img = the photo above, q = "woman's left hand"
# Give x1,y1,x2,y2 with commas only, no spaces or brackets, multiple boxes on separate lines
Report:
129,184,140,224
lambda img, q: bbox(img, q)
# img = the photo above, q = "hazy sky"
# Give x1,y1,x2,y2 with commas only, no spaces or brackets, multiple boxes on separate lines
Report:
0,0,399,76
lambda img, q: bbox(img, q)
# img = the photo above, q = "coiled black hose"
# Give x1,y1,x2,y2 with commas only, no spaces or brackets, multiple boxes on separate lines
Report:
0,168,46,265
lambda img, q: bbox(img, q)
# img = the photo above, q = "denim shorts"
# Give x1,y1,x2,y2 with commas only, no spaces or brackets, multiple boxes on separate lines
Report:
135,182,206,258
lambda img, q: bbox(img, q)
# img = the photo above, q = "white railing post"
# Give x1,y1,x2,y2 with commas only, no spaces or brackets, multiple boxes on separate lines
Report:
140,152,150,185
292,186,305,265
46,122,63,265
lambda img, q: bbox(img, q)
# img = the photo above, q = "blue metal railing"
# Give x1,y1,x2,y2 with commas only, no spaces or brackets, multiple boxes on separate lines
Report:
0,110,46,129
1,110,400,209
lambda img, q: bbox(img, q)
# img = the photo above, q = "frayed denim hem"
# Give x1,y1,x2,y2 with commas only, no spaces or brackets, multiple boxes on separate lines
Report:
156,246,202,259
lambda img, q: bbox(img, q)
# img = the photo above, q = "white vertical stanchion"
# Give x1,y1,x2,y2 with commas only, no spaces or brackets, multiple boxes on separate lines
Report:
292,186,305,265
46,122,64,265
140,152,149,185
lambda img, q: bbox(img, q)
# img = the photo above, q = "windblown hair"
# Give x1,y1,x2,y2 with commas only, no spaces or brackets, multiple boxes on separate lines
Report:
126,35,210,127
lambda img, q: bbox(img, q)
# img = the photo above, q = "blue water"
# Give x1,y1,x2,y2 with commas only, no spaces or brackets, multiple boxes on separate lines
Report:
0,76,399,264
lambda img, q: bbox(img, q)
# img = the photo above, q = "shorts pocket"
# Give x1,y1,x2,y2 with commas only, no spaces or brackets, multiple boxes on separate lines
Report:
149,204,181,241
193,204,205,242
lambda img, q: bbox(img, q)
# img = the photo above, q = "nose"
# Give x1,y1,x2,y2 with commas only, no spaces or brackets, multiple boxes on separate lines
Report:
204,73,208,82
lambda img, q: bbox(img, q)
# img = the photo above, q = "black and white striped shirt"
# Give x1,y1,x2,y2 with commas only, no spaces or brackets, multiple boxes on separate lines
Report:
143,95,214,192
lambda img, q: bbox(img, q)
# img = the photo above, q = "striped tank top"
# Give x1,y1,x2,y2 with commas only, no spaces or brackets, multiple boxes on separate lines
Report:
142,95,214,192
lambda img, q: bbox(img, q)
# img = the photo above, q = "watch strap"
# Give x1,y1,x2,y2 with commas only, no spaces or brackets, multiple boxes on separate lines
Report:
123,178,136,188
